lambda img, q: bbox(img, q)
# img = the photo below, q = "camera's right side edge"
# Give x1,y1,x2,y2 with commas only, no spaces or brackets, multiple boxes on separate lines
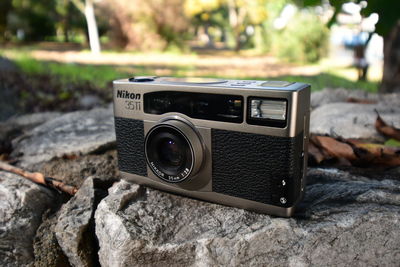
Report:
288,83,311,216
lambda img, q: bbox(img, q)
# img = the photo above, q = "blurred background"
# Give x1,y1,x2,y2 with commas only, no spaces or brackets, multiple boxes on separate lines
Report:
0,0,399,120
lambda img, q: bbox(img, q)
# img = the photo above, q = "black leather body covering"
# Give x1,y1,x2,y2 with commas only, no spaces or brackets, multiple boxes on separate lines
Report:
211,129,304,207
114,117,147,176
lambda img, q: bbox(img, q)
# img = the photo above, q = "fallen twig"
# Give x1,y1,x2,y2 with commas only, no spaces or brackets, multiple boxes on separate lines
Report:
346,97,377,104
0,161,78,195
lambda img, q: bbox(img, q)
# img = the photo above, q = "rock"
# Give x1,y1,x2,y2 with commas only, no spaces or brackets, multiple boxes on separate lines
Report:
78,94,103,110
3,112,63,130
95,181,146,267
0,57,17,72
310,88,400,109
0,171,55,266
55,178,97,267
310,102,400,141
0,69,19,121
95,171,400,266
11,106,115,168
33,210,71,267
39,150,119,188
55,176,117,267
0,112,62,154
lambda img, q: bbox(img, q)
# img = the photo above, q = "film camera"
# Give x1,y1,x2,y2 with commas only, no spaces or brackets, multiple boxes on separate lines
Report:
113,77,310,217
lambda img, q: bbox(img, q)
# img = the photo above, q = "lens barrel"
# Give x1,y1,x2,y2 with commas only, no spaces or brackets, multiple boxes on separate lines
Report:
145,118,204,183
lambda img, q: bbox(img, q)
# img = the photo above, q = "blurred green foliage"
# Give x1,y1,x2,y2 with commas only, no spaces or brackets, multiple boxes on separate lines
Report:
0,0,85,42
272,12,329,63
6,0,56,41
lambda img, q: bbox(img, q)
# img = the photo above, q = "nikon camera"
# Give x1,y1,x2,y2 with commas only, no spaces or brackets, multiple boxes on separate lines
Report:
113,77,310,217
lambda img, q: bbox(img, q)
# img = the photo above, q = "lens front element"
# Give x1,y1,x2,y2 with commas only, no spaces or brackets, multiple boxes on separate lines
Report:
145,118,204,183
159,139,184,167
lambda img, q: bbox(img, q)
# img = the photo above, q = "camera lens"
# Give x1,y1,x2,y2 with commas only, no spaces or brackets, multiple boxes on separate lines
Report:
158,138,184,167
145,125,193,182
145,118,204,183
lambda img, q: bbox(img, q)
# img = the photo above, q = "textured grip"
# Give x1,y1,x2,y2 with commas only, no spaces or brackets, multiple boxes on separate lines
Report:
212,129,303,207
114,117,147,176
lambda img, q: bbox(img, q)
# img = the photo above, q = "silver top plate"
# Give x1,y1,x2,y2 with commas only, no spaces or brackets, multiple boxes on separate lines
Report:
159,77,227,84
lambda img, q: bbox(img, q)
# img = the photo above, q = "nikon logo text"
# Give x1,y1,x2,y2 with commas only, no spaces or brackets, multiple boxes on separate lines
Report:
117,90,141,100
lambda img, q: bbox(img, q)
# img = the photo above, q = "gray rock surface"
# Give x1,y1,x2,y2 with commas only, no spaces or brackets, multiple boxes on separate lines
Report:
78,94,103,110
0,171,54,266
95,169,400,267
1,112,62,151
0,56,17,72
2,112,63,130
0,57,19,121
55,177,97,267
310,102,400,141
310,88,400,109
12,106,115,168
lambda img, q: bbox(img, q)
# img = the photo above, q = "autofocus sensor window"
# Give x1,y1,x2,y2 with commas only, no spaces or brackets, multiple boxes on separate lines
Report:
145,125,194,183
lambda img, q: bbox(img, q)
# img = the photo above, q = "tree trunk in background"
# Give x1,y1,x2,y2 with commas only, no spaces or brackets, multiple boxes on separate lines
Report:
84,0,101,53
380,21,400,93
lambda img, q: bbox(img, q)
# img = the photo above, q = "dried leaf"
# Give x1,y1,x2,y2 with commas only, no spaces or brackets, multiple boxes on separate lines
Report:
311,135,357,161
375,110,400,141
308,135,400,167
308,140,327,164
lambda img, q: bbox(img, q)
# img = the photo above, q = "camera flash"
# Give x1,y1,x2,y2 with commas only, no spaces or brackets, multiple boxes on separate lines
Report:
250,99,287,120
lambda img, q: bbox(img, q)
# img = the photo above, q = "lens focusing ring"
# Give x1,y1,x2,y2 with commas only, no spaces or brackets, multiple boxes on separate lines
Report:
145,118,204,183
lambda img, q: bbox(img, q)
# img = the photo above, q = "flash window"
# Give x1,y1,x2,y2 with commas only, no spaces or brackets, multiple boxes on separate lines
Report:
247,97,287,128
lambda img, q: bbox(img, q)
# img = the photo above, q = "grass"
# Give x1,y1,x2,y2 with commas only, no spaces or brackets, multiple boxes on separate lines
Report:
2,52,378,92
12,56,127,88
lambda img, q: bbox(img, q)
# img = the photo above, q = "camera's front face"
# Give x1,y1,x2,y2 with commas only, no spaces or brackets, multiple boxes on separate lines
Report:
113,77,310,217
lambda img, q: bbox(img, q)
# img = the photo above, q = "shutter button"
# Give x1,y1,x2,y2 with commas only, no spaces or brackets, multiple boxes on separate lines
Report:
129,76,155,82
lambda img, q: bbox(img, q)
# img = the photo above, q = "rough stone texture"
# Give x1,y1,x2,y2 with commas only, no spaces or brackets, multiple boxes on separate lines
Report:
0,171,54,266
310,88,400,109
33,210,71,267
2,112,63,130
0,112,62,155
55,178,97,267
310,102,400,141
11,106,115,168
95,170,400,267
39,150,119,188
54,176,117,267
0,57,18,121
78,94,103,110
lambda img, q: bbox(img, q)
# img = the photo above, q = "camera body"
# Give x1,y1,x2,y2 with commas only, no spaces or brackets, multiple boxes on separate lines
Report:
113,77,310,217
